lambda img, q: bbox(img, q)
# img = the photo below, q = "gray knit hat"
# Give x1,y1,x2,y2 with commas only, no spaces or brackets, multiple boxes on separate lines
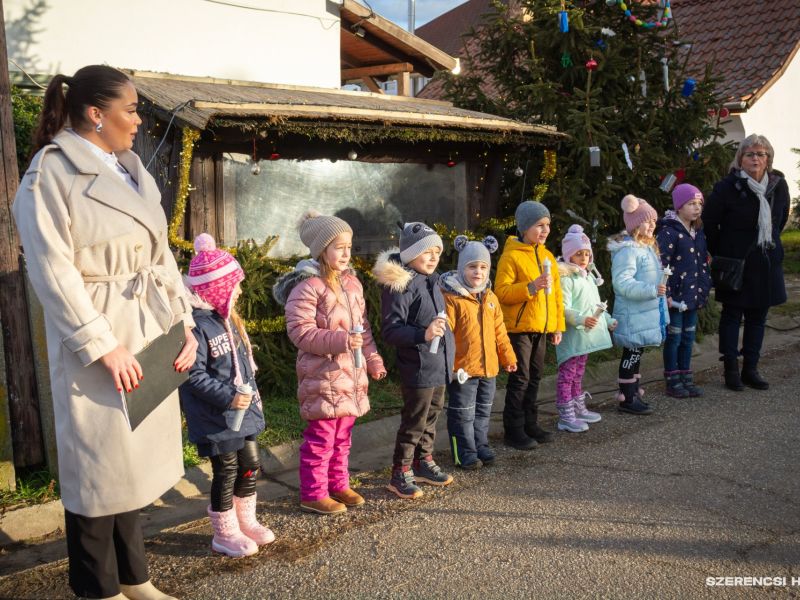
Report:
455,235,499,292
399,221,443,264
297,210,353,259
515,200,551,237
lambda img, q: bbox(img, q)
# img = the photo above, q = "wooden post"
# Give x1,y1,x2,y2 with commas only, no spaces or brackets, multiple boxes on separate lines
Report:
0,313,14,490
0,2,45,469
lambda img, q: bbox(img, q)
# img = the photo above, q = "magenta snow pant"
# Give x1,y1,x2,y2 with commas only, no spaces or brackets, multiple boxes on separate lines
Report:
299,416,357,502
556,354,588,405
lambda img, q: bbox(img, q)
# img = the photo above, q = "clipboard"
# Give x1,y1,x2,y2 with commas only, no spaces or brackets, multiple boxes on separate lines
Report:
121,322,189,431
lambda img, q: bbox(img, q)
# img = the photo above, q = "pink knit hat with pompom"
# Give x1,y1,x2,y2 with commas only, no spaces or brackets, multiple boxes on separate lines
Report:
621,194,658,234
187,233,244,320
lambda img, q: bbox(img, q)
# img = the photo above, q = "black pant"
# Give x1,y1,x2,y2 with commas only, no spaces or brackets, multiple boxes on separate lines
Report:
393,385,446,467
719,304,769,363
619,347,643,381
503,332,546,431
64,508,148,599
209,435,260,512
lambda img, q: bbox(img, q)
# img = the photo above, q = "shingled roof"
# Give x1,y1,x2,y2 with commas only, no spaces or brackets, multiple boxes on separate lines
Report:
416,0,800,110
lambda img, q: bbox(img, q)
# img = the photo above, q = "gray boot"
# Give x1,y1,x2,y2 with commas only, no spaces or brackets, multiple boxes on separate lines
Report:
557,401,589,433
680,370,703,397
664,371,689,398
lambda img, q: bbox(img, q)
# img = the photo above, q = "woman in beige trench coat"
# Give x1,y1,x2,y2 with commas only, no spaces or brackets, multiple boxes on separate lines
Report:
12,66,197,600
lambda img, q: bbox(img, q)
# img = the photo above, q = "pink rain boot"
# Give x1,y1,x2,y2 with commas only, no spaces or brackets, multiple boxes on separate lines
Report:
207,505,258,557
233,493,275,545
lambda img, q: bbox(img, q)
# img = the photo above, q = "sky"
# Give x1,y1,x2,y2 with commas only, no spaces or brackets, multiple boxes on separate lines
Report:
360,0,467,31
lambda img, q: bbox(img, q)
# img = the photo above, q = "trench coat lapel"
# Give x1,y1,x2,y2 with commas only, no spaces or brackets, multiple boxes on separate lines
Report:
53,130,164,240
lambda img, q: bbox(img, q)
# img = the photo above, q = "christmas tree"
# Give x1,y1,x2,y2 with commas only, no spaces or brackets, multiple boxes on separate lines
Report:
440,0,735,256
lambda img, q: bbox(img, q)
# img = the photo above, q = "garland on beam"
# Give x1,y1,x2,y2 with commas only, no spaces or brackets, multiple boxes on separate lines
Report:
168,127,202,253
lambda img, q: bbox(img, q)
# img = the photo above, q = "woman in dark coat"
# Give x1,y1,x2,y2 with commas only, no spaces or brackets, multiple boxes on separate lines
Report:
703,134,790,391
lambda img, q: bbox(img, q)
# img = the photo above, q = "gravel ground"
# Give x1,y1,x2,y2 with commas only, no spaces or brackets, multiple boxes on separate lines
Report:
2,345,799,599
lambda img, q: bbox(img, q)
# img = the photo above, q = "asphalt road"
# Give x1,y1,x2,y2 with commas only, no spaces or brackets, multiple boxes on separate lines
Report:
3,345,799,600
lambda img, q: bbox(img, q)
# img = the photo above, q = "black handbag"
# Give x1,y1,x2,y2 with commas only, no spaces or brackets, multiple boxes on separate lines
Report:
710,240,757,293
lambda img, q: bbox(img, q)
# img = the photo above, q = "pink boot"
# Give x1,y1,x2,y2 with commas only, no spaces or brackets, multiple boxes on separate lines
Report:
233,493,275,545
207,505,258,557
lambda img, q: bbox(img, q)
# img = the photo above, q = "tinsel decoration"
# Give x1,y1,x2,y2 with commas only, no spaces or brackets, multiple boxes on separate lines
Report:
168,127,202,253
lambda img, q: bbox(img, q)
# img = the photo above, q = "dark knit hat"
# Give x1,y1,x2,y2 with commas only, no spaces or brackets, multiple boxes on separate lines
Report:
399,221,443,264
515,201,551,237
297,210,353,259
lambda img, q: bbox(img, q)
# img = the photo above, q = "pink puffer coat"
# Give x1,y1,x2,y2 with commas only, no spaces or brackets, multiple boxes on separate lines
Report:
274,260,385,421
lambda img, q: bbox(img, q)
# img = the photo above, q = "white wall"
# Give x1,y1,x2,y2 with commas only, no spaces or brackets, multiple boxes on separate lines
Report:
4,0,341,88
727,52,800,203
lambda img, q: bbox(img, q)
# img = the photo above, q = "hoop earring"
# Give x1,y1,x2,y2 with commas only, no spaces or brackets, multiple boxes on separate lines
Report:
95,122,103,133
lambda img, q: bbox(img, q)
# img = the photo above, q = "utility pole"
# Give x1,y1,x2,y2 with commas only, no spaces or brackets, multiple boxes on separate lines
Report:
0,0,44,476
408,0,415,34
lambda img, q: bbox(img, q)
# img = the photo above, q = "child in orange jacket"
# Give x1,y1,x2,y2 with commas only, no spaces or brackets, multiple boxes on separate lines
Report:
440,236,517,469
494,201,565,450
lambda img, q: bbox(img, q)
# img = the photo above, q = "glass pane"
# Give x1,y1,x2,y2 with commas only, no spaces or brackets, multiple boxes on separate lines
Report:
222,153,466,257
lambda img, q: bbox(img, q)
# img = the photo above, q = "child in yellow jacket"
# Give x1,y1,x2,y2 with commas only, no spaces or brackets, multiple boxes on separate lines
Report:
494,201,565,450
440,235,517,469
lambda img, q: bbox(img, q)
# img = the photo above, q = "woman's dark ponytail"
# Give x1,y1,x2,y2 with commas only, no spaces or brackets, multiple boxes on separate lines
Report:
29,65,131,158
30,74,70,157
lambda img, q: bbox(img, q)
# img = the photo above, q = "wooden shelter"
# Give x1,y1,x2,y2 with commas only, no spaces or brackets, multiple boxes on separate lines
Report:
130,70,565,257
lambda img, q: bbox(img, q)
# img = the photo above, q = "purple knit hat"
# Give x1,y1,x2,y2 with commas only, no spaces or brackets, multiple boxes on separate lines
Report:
561,224,593,262
672,183,704,211
621,194,658,234
187,233,244,320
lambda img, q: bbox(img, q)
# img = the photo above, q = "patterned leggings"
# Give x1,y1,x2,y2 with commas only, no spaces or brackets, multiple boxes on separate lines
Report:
556,354,589,405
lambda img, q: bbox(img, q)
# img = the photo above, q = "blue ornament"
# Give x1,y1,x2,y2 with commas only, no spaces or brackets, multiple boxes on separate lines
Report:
596,39,607,50
681,78,696,97
559,10,569,32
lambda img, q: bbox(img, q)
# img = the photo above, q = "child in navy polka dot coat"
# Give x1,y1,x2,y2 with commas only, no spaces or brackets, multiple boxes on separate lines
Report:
655,183,712,398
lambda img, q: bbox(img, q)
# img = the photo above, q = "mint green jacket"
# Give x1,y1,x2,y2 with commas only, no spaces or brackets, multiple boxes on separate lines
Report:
555,261,614,366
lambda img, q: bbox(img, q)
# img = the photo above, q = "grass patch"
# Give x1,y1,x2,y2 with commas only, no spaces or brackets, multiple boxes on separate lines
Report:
782,230,800,274
770,301,800,318
0,468,59,509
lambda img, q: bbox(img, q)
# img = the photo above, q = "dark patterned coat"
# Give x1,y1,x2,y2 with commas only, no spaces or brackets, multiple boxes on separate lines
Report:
655,211,712,310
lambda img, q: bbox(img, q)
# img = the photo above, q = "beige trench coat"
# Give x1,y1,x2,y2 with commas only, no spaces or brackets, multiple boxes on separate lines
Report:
12,130,193,517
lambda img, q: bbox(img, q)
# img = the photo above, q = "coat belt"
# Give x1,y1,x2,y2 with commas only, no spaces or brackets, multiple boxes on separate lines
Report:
83,266,175,335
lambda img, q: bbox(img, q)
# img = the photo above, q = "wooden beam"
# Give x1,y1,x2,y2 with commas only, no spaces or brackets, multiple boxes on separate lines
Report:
342,62,414,80
360,77,384,94
0,0,43,471
396,72,411,97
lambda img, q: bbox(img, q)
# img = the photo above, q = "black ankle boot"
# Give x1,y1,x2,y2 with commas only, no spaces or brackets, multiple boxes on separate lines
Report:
504,427,538,450
741,361,769,390
723,357,743,391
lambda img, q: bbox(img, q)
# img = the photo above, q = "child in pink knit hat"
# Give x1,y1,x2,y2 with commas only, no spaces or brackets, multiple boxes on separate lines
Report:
607,195,669,415
180,233,274,558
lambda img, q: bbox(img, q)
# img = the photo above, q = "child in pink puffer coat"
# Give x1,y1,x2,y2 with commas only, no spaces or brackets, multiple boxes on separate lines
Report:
273,210,386,515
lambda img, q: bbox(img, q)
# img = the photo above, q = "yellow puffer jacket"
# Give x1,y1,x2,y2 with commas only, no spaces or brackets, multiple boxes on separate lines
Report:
494,236,565,334
440,272,516,378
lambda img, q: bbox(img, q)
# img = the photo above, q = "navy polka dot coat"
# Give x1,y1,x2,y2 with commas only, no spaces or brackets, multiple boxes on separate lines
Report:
655,212,712,310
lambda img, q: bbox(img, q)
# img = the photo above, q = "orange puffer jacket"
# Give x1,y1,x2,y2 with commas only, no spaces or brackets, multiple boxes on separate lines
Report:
440,271,516,378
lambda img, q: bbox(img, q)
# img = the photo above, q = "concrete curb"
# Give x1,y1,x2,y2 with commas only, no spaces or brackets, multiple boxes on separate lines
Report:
3,314,800,548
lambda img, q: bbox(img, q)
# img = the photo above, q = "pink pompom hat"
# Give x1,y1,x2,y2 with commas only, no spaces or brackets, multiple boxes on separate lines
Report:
621,194,658,234
561,224,593,263
187,233,244,320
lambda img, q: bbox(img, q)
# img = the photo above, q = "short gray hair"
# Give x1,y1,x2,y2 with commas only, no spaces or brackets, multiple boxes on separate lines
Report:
731,133,774,172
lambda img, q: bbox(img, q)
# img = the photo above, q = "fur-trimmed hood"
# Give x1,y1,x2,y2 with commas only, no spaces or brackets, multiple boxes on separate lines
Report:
439,270,491,298
606,232,649,254
557,260,583,277
272,259,358,306
372,248,415,293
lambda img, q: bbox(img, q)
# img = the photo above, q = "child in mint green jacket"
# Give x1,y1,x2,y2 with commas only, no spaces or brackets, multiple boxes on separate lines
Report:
556,225,616,433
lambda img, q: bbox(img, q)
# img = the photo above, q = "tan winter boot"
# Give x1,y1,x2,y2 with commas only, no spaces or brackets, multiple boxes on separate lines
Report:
299,496,347,515
329,488,365,507
119,580,178,600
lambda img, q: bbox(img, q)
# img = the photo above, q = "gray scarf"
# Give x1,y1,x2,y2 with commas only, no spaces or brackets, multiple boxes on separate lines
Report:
741,170,772,248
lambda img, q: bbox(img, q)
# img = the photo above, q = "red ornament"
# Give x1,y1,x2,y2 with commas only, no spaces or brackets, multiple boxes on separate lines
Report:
675,168,686,183
269,152,281,160
447,160,457,168
719,107,730,119
585,58,598,71
707,108,717,118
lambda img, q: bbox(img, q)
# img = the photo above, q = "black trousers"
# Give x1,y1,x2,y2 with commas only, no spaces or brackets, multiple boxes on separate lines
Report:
209,435,260,512
719,304,769,364
64,508,148,599
619,347,643,380
393,385,446,467
503,332,546,431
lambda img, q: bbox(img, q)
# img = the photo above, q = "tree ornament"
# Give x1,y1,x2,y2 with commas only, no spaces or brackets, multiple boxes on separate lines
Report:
559,1,569,32
514,166,524,177
585,58,598,71
661,57,669,91
600,27,617,36
681,78,696,97
561,52,573,67
659,172,677,192
250,162,261,175
606,0,617,6
616,0,671,29
719,107,730,118
639,69,647,97
269,152,281,160
347,149,358,160
589,146,601,167
596,39,607,50
447,159,457,168
621,143,633,170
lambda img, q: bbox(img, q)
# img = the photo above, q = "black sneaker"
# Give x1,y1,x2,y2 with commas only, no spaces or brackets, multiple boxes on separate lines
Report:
413,456,453,486
525,424,554,444
504,428,538,450
386,466,423,499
